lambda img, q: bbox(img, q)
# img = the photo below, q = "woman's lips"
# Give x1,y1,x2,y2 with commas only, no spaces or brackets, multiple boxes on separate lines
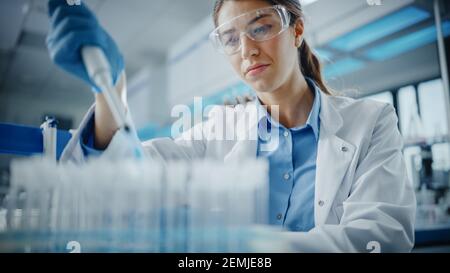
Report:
247,64,270,77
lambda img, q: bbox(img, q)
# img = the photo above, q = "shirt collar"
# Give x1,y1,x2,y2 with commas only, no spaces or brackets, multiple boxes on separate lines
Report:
256,77,321,140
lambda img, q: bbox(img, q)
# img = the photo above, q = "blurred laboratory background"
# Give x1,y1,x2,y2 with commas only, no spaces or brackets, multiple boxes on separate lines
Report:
1,0,450,252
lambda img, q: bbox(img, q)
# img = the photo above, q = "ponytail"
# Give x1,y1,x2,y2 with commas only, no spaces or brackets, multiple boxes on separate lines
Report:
299,41,332,95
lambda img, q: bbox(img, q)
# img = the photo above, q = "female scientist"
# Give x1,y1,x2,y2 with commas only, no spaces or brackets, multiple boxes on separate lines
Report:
46,0,416,252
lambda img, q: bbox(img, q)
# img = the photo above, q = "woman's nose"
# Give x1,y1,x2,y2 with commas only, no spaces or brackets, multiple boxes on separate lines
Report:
240,34,260,59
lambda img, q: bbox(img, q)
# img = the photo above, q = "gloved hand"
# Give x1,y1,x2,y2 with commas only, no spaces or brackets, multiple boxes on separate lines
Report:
46,0,124,92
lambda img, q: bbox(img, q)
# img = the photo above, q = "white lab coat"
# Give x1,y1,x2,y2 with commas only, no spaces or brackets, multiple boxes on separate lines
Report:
60,84,416,253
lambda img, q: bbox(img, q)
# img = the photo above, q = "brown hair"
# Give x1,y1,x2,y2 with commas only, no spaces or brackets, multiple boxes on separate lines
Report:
213,0,332,95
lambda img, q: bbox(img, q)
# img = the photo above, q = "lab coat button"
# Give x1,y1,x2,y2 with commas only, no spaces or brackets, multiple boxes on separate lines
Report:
341,146,348,152
318,200,325,207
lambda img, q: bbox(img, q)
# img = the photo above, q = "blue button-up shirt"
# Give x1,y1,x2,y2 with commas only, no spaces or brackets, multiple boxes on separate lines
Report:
80,113,103,156
256,78,321,232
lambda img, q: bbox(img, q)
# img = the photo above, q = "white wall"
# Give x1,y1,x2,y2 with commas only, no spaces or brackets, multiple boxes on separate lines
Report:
128,64,169,128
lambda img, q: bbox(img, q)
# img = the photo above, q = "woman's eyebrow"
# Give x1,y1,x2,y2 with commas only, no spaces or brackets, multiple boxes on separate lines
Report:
220,28,236,37
247,13,271,26
218,13,271,36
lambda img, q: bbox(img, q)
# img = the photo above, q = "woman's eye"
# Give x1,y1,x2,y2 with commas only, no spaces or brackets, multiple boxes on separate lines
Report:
251,25,272,36
225,36,239,46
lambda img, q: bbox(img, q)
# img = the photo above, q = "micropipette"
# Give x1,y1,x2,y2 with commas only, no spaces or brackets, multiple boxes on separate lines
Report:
81,46,144,158
81,46,129,132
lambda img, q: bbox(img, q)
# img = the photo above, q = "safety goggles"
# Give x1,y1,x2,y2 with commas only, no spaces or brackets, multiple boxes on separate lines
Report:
209,5,291,56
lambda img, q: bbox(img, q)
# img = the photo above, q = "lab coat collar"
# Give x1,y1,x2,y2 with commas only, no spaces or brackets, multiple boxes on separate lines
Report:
318,90,343,136
254,77,321,141
242,78,342,140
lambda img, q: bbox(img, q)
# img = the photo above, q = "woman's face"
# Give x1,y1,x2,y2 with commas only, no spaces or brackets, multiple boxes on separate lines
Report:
217,0,302,93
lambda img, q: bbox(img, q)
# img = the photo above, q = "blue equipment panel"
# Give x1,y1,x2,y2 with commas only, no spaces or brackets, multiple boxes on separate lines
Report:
0,123,71,160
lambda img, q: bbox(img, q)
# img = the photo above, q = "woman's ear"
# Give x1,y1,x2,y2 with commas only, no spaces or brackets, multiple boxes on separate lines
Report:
294,19,304,48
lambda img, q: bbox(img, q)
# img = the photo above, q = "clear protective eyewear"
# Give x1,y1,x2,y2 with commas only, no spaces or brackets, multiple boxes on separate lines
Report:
209,5,291,56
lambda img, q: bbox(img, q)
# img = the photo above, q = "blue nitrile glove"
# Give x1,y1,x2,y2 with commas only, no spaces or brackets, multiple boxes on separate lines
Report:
46,0,124,92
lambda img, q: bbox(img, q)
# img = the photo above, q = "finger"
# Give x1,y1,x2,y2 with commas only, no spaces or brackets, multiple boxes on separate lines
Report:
49,0,97,27
49,30,104,85
47,16,97,46
48,0,68,16
50,29,104,63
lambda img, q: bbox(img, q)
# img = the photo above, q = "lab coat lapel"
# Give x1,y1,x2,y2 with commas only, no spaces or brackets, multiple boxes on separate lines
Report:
315,94,355,225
